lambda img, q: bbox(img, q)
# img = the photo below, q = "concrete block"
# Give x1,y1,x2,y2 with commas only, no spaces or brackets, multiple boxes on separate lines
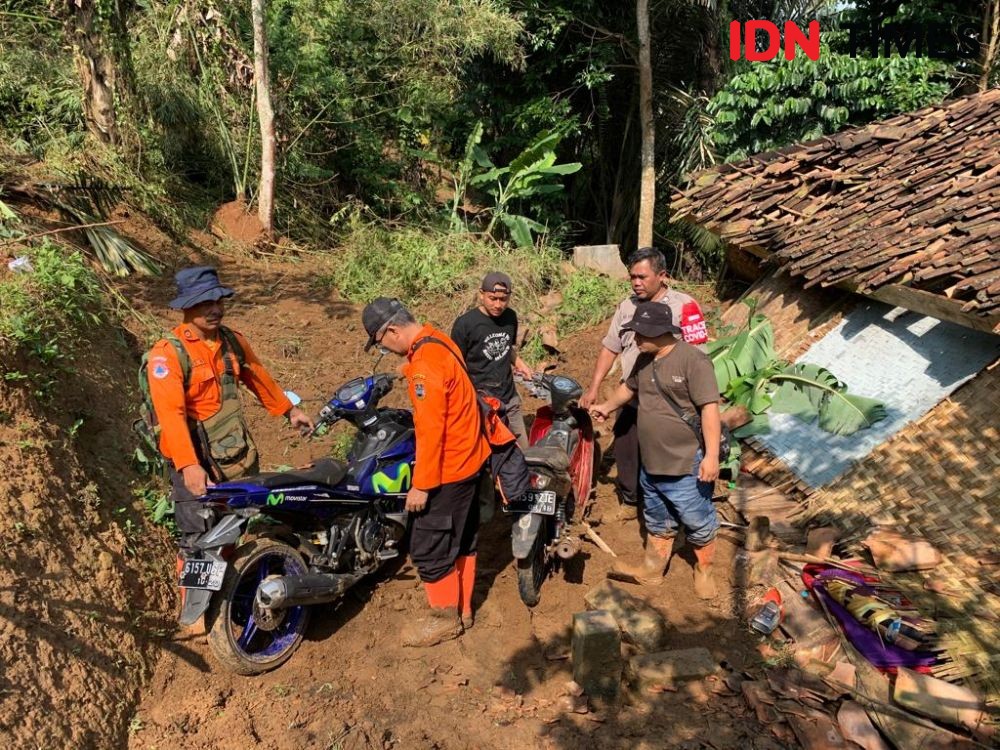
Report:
571,610,622,701
584,580,668,652
628,647,718,691
572,245,627,279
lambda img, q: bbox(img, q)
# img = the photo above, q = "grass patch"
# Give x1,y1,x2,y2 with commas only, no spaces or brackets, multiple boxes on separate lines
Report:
322,220,564,319
0,240,103,393
555,271,629,336
323,220,628,348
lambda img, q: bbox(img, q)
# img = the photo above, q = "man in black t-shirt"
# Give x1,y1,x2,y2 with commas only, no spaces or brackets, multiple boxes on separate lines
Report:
451,272,533,449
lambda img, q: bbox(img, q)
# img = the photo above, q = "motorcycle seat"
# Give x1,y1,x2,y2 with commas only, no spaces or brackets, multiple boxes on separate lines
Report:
248,458,348,489
522,445,570,472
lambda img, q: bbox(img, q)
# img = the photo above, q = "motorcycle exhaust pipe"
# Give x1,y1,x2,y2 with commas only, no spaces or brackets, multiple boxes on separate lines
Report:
555,537,581,560
256,571,364,609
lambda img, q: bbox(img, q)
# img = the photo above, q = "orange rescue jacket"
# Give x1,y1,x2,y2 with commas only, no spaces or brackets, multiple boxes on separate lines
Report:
147,323,293,471
404,324,491,490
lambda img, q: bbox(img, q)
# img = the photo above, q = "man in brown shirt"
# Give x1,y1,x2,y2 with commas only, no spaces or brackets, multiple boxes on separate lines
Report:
590,301,721,599
580,247,708,517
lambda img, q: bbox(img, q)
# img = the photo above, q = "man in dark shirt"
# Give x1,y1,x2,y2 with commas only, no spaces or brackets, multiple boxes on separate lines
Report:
590,301,722,600
450,272,533,448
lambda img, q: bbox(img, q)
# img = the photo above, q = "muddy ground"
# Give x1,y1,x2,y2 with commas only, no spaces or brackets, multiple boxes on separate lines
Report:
117,254,780,750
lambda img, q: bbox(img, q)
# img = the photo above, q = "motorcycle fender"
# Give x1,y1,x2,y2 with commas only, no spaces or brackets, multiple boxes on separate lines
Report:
194,514,244,550
511,513,543,559
178,587,213,626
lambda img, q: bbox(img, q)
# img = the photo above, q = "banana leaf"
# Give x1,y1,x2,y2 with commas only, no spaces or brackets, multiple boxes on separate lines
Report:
732,413,771,438
707,314,774,391
771,363,887,436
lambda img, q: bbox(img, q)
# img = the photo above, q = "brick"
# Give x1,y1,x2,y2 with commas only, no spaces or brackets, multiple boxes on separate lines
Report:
571,610,622,701
628,648,718,691
583,580,668,652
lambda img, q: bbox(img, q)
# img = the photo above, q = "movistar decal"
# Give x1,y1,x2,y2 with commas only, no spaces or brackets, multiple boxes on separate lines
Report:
266,492,285,506
371,463,411,493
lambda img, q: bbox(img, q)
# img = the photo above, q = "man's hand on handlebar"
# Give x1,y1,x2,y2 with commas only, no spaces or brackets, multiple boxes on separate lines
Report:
182,464,214,497
287,406,315,436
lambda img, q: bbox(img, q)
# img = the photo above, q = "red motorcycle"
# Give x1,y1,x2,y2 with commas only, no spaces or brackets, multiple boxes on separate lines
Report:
507,373,595,606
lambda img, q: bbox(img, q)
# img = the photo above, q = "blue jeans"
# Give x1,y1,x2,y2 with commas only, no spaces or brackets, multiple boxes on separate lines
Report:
639,452,719,546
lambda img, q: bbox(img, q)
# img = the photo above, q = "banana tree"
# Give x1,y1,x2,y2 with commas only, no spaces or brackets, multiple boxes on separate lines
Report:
710,303,887,438
468,129,581,247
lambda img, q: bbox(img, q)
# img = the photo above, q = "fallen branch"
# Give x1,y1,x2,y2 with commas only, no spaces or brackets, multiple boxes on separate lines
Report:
778,552,876,575
582,522,617,558
0,219,128,245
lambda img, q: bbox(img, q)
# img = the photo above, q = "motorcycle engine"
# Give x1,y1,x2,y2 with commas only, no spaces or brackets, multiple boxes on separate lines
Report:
358,516,388,556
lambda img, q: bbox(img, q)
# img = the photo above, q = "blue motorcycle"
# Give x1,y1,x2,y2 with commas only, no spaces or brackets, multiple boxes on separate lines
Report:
176,373,412,674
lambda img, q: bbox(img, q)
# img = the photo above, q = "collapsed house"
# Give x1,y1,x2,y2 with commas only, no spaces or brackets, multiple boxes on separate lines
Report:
672,89,1000,705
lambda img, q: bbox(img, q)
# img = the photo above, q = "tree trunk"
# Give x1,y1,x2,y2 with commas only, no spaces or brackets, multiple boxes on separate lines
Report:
980,0,1000,92
66,1,118,145
252,0,276,237
636,0,655,249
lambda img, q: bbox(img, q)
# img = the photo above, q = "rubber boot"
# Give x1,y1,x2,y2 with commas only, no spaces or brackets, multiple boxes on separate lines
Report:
402,568,463,648
608,535,673,585
456,554,477,630
692,541,717,600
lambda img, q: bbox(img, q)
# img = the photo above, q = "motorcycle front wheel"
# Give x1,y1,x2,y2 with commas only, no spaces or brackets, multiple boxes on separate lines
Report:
207,538,311,675
516,525,548,608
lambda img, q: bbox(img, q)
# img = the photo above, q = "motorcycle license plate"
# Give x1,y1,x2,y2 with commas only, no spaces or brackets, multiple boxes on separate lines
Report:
179,558,227,591
525,490,557,516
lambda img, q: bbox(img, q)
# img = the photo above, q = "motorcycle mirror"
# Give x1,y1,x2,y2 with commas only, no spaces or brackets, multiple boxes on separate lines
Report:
284,390,302,407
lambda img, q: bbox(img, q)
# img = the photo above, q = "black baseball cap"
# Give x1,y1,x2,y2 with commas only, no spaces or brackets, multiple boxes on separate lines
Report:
362,297,407,351
622,301,681,337
481,272,512,294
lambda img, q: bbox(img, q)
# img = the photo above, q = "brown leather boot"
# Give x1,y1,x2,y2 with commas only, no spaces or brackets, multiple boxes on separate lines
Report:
608,535,673,585
693,564,717,600
401,607,463,648
403,569,463,647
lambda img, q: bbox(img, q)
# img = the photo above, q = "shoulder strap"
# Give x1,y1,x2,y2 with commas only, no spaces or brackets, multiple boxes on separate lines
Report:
218,325,246,367
650,359,702,440
161,333,192,388
412,335,471,372
411,335,485,433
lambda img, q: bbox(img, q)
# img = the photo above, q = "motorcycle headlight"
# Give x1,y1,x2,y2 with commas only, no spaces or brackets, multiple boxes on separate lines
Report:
529,472,551,490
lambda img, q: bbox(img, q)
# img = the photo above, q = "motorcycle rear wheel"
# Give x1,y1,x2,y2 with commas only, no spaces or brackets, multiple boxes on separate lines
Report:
516,528,547,608
207,538,311,675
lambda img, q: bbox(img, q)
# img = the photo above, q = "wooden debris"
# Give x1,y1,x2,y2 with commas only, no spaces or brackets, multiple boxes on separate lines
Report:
863,530,942,572
893,668,997,743
805,527,839,559
786,708,850,749
746,515,771,551
837,701,890,750
582,522,617,558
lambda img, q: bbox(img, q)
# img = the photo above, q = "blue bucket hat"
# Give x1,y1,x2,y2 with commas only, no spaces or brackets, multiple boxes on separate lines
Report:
168,266,235,310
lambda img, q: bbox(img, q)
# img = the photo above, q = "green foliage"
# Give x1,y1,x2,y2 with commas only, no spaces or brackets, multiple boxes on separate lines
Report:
555,271,629,336
469,128,582,247
325,219,564,311
0,241,103,392
0,12,83,155
709,49,951,160
710,303,888,437
135,485,176,534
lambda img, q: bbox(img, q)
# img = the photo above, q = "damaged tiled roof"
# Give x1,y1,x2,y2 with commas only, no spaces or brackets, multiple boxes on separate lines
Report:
671,89,1000,326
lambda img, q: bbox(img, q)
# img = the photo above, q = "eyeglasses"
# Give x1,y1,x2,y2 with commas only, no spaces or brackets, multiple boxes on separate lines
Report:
375,322,391,347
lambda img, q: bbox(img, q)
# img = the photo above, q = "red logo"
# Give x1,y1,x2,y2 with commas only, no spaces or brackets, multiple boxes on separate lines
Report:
729,20,821,61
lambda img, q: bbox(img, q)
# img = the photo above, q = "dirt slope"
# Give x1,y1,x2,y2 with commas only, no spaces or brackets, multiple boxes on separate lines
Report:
0,336,174,749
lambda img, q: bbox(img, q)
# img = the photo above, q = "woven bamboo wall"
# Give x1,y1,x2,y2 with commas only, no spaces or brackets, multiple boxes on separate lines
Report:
805,362,1000,701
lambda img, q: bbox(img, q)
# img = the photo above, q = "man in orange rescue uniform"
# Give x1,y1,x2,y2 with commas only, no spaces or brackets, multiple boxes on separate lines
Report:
148,267,313,544
361,297,491,647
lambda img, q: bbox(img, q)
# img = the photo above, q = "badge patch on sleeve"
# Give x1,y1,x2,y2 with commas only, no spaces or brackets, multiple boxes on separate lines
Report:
414,382,426,399
151,356,170,380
